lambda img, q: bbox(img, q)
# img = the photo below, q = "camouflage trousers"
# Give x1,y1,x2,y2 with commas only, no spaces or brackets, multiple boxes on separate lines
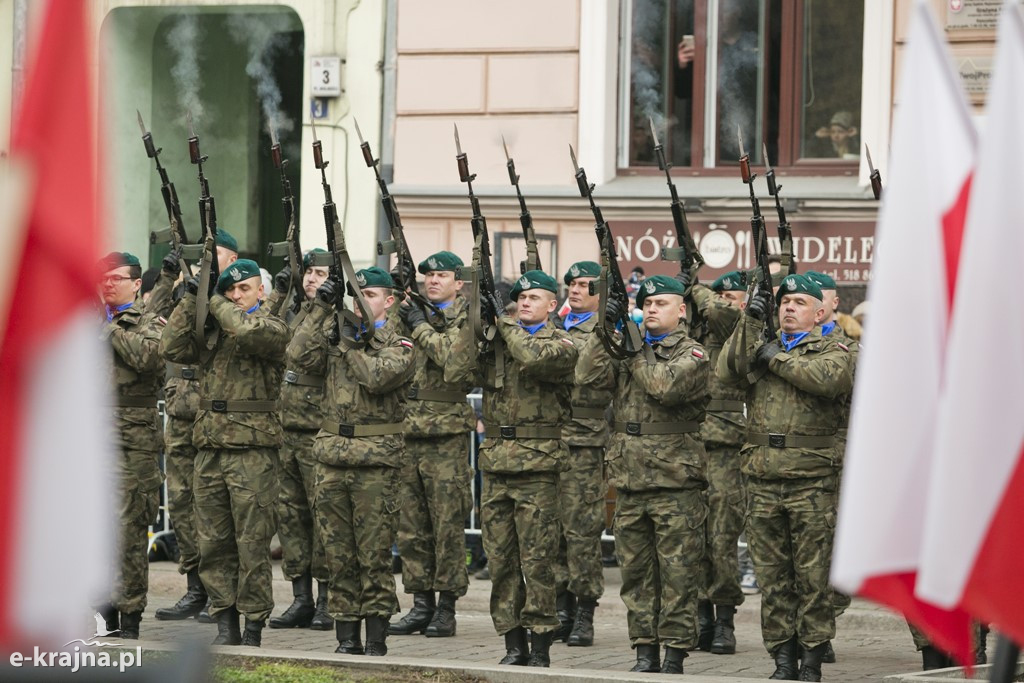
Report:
277,428,328,582
313,464,400,620
701,444,746,606
164,415,200,574
745,475,838,654
111,451,161,614
195,448,278,622
481,471,560,635
614,487,707,649
397,434,471,596
554,445,607,601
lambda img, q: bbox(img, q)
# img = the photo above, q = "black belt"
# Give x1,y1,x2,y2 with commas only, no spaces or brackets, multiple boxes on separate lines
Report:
407,387,465,403
199,399,278,413
747,432,836,448
707,399,745,413
613,420,700,436
487,425,562,440
571,406,607,420
166,363,197,380
283,370,324,388
320,420,405,437
114,396,158,409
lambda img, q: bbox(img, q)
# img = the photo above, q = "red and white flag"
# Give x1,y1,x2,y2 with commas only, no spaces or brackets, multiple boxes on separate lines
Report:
830,0,975,664
0,0,113,647
917,1,1024,647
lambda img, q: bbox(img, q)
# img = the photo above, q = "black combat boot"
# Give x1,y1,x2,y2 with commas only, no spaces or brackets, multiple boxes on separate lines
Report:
269,571,315,629
96,604,119,636
155,568,208,620
976,624,990,665
662,646,687,674
697,599,715,651
197,597,214,624
630,643,661,673
425,591,456,637
822,640,836,663
921,645,953,670
240,618,264,647
798,642,828,681
364,616,389,656
769,636,800,680
567,598,596,646
335,620,364,655
498,626,529,665
552,591,576,642
119,611,142,640
310,581,333,630
710,604,737,654
389,591,435,635
527,630,554,667
212,606,242,646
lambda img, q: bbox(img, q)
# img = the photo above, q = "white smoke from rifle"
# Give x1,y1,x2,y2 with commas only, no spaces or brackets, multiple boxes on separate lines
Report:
167,14,204,125
630,0,668,139
226,14,294,136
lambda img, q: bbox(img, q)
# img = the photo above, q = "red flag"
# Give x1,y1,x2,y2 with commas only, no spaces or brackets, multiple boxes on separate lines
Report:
0,0,112,647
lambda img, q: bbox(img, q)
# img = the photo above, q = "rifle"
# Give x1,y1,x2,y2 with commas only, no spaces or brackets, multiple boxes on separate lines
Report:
264,124,303,316
865,144,882,200
308,119,374,348
762,142,796,276
186,111,219,347
137,111,201,273
649,117,703,285
738,127,776,342
354,119,440,321
569,144,645,360
501,136,541,274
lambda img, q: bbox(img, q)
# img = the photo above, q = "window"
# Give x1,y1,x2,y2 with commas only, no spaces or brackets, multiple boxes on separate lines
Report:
622,0,864,172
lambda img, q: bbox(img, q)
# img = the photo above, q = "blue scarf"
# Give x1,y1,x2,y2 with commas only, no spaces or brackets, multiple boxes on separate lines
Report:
563,311,594,330
434,300,452,310
245,302,261,315
645,331,670,345
105,301,133,322
355,318,387,340
520,321,545,335
781,331,810,351
821,320,836,336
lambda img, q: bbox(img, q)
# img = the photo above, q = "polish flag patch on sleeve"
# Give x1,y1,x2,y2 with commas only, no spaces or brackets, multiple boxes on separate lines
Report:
560,338,575,346
837,342,850,352
399,339,413,349
692,348,705,359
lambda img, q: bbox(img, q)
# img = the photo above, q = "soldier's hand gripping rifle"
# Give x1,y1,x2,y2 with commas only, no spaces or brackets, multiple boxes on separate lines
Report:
865,144,882,200
502,136,541,274
738,128,777,342
308,119,375,348
762,143,796,276
649,117,703,287
264,125,303,317
138,111,201,273
569,144,645,361
187,112,219,347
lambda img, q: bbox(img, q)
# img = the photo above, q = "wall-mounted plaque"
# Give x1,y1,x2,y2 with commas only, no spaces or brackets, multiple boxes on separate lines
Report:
946,0,1003,33
956,55,994,103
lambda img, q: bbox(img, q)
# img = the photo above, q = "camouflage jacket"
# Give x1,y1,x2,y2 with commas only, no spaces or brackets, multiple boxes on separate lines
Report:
577,323,709,491
689,284,746,448
280,300,326,432
400,296,475,437
822,322,859,465
289,300,416,468
447,315,577,474
144,270,201,420
717,315,854,479
559,313,612,447
161,293,288,450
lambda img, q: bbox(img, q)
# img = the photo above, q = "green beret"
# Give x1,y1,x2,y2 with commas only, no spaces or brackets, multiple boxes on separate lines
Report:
775,273,823,304
563,261,601,285
804,270,837,291
418,251,464,274
216,230,239,253
509,270,558,299
303,248,327,270
711,270,747,292
99,251,140,271
635,274,685,308
216,258,262,293
354,266,394,289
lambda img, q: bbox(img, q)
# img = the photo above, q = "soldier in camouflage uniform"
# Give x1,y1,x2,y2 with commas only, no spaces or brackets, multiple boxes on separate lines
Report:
445,270,577,668
718,273,854,681
687,270,748,655
161,259,288,647
577,275,710,675
266,249,334,631
97,252,165,640
553,260,611,647
389,251,475,639
288,267,415,656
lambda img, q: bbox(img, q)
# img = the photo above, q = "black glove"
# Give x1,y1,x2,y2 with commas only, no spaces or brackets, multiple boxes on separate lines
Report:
400,303,428,329
316,278,337,305
390,262,415,288
162,249,182,276
605,297,625,323
273,265,291,294
746,290,772,321
485,290,505,319
675,269,693,290
755,340,783,365
185,275,200,296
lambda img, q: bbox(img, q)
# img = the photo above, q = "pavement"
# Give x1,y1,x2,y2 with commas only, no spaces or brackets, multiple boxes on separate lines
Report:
108,559,941,681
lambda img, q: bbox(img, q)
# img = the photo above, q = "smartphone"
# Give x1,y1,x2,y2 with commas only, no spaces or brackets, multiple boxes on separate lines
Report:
681,34,695,50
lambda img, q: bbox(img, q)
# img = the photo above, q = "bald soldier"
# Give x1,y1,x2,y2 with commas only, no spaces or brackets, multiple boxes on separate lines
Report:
577,275,710,675
161,259,288,647
718,274,854,681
